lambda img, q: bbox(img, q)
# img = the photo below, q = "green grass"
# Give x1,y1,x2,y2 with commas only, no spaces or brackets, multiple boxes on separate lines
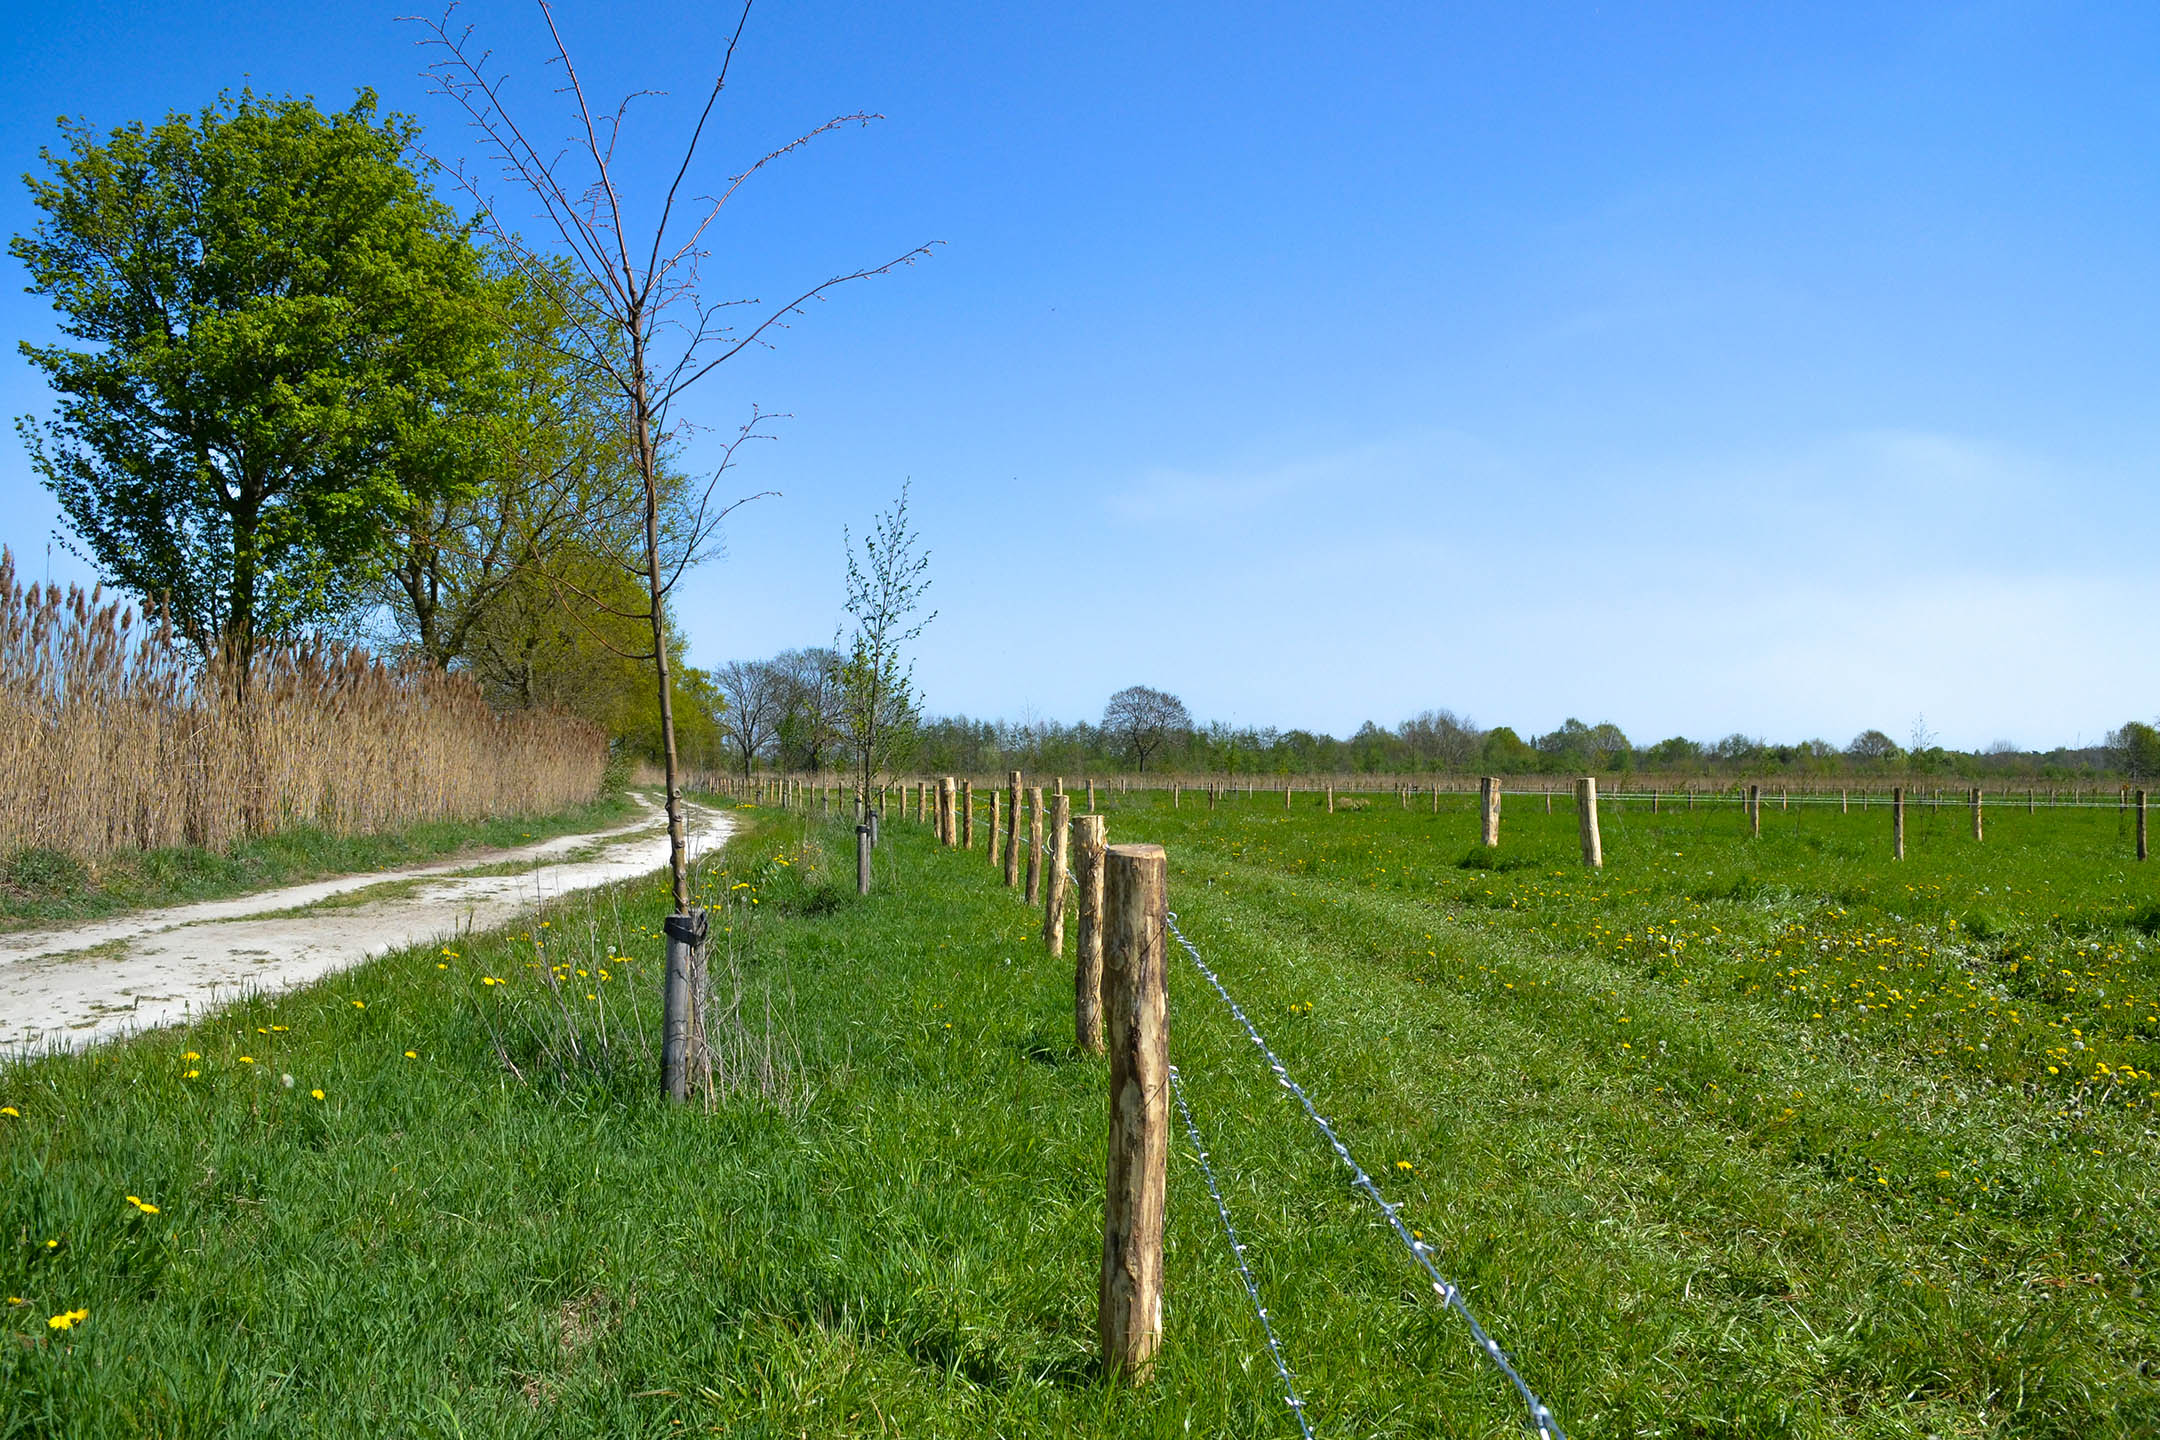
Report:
0,790,644,932
2,791,2155,1436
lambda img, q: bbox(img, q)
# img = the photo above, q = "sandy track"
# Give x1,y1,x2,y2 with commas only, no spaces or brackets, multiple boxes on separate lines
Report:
0,794,735,1057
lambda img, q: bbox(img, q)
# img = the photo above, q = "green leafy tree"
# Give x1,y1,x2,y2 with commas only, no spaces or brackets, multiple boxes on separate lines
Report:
12,90,502,668
1481,726,1538,773
2110,721,2160,780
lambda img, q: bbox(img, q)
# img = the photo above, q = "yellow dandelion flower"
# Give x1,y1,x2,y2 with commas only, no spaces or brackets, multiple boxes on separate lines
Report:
0,1106,18,1118
238,1056,254,1064
125,1195,159,1215
351,1000,365,1009
182,1052,199,1061
404,1051,417,1059
311,1089,324,1101
184,1069,200,1079
47,1307,87,1331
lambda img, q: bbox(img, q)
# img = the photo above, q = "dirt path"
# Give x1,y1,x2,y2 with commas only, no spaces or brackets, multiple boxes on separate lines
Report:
0,794,736,1057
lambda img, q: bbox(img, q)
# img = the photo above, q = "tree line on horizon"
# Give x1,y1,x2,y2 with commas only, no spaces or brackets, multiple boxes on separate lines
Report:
706,668,2160,783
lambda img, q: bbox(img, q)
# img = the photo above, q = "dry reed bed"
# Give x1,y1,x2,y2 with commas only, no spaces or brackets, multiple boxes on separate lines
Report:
0,552,607,859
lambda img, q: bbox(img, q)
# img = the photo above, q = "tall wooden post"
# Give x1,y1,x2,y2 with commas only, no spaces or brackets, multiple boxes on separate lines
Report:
1479,776,1500,846
1893,786,1906,860
1026,787,1045,905
1325,783,1335,813
855,822,872,895
1172,781,1180,809
1970,786,1983,843
1088,778,1097,812
963,779,975,849
1004,771,1022,887
1100,843,1168,1381
1576,776,1602,868
990,789,1003,867
2139,789,2149,862
1285,782,1292,811
1044,793,1073,953
1841,788,1848,814
1748,783,1761,837
1073,814,1109,1053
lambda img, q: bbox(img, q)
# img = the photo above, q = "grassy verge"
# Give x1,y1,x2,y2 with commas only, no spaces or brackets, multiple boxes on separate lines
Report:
0,789,645,932
2,794,2154,1437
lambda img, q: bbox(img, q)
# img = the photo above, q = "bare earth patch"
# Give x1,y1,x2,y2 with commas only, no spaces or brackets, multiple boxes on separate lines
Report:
0,795,734,1055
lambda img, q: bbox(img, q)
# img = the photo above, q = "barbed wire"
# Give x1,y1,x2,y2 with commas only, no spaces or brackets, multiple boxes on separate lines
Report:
1168,1063,1316,1439
1165,911,1563,1440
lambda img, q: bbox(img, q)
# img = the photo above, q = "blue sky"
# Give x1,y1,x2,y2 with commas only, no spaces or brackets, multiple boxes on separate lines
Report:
4,2,2155,749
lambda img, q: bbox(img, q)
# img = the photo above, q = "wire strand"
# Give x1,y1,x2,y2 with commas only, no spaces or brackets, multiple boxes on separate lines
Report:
1166,911,1563,1440
1169,1063,1317,1439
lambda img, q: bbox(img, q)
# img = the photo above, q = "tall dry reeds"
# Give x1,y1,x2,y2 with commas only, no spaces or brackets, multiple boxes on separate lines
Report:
0,550,608,858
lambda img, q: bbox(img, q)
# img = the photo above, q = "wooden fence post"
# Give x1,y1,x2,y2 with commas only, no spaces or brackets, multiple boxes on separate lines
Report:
1971,786,1983,843
1088,778,1097,812
1074,814,1109,1053
1576,777,1602,868
940,778,957,845
989,789,1002,867
855,822,872,895
1285,782,1292,811
1326,783,1335,813
1100,842,1168,1382
1748,783,1761,838
1893,786,1906,860
1026,787,1045,904
2139,789,2149,862
1841,788,1848,814
1005,771,1023,887
963,779,975,849
1479,776,1500,847
1044,793,1074,952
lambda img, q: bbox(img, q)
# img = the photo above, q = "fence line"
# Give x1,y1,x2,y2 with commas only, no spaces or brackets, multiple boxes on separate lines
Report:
1170,1062,1315,1438
1165,911,1564,1440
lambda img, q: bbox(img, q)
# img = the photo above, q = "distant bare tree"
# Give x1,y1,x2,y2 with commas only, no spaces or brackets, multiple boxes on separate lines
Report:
1103,685,1191,773
1847,729,1900,762
712,659,783,777
771,647,842,771
1399,708,1483,772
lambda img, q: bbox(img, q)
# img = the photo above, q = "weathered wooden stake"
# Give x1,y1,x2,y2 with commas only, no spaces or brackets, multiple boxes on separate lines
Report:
1088,779,1097,812
1172,781,1180,809
1325,783,1335,813
2139,789,2149,862
1100,842,1168,1382
1971,786,1983,843
1005,771,1023,887
1893,787,1906,860
1748,783,1761,837
1044,793,1073,953
1841,788,1848,814
855,822,872,895
1479,776,1500,847
1073,814,1109,1053
1026,787,1045,904
963,779,975,849
1576,777,1602,868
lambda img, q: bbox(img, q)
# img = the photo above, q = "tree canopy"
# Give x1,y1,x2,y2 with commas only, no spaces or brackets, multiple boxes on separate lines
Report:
13,89,505,668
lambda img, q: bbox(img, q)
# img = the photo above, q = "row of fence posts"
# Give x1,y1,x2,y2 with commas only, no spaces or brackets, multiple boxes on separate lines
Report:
898,769,1169,1377
726,769,2151,873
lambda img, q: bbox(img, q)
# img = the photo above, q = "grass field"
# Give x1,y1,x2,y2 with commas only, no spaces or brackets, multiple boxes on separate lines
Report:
0,789,642,933
2,788,2154,1437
